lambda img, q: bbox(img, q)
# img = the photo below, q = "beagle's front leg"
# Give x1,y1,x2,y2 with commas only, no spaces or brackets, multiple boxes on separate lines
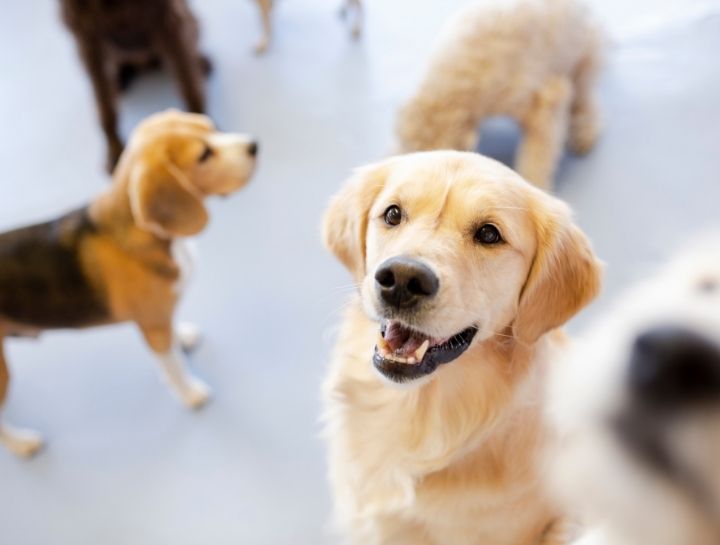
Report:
140,325,211,410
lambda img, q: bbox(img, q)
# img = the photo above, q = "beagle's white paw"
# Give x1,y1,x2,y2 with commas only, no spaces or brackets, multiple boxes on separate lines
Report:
1,425,44,458
177,322,202,352
180,377,212,410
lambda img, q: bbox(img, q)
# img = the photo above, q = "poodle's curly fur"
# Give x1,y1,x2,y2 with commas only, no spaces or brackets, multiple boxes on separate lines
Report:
395,0,603,189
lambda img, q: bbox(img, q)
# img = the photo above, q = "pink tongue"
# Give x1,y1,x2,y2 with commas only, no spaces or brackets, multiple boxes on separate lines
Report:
384,322,430,357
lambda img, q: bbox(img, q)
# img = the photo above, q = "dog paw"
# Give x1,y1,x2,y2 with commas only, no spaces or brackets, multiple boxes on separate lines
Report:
569,111,600,156
181,377,212,410
254,39,269,55
1,427,44,459
177,322,202,353
199,55,213,76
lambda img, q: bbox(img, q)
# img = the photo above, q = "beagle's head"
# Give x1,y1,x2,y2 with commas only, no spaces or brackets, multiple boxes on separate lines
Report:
323,151,601,385
118,109,258,238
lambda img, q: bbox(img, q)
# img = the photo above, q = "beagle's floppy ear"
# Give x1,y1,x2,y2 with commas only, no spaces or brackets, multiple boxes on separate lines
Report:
513,196,602,343
322,161,389,279
128,160,208,238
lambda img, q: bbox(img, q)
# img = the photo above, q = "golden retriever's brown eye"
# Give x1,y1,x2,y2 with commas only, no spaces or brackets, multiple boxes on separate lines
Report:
198,144,214,163
474,224,502,245
384,205,402,226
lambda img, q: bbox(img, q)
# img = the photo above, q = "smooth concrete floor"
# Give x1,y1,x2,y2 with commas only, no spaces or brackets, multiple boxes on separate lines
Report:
0,1,719,544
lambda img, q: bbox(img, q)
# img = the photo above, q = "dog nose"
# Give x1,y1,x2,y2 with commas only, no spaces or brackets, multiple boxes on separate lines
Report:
628,326,720,408
247,140,259,157
375,257,439,309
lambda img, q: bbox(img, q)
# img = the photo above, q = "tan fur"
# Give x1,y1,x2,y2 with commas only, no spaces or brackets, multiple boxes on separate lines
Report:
322,151,601,545
395,0,603,189
0,110,257,457
251,0,363,54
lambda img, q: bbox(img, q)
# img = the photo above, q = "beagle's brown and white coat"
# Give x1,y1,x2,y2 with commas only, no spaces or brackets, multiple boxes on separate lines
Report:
0,110,258,458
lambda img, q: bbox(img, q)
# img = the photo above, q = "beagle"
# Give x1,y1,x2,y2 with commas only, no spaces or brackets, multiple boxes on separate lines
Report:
0,110,258,458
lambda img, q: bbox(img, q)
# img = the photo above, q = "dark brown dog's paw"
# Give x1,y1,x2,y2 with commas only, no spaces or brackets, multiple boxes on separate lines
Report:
199,55,213,76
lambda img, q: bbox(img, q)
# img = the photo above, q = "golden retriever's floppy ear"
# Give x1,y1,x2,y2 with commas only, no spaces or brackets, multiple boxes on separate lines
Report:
128,160,208,238
322,162,389,279
513,196,602,343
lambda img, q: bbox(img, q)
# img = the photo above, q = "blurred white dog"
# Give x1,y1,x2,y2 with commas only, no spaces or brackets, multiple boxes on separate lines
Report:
547,236,720,545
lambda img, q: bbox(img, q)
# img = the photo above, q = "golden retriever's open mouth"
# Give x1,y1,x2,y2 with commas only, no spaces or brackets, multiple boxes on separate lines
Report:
373,320,478,382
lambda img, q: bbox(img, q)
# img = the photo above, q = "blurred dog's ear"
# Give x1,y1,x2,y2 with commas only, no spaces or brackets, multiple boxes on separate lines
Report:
322,161,389,279
128,159,208,238
513,195,602,343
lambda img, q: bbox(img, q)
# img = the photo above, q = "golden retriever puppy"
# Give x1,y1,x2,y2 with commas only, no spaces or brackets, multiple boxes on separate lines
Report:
251,0,362,54
395,0,602,189
547,237,720,545
0,110,258,458
322,151,602,545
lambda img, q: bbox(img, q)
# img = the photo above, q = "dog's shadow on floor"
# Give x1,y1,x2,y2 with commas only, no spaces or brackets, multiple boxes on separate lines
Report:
476,117,571,190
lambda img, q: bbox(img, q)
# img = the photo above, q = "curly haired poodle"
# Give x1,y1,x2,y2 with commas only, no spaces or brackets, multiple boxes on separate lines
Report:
395,0,602,189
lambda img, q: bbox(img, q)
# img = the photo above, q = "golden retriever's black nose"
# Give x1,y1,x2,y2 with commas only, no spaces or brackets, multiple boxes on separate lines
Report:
248,141,259,157
629,326,720,408
375,257,439,309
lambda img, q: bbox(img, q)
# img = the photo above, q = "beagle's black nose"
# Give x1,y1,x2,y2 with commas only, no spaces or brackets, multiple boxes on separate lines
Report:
628,326,720,408
375,257,439,309
248,140,259,157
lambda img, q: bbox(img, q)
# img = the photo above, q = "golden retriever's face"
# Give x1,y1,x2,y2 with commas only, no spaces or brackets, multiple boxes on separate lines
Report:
548,238,720,545
324,151,601,385
122,110,258,238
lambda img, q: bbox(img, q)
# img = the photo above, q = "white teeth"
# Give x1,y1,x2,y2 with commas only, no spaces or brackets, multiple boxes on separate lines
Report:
414,339,430,362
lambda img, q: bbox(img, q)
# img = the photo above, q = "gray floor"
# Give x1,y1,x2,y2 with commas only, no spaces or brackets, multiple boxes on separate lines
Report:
0,1,719,544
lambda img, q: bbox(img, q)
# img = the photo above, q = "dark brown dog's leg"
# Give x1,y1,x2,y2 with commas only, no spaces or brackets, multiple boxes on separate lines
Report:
0,338,43,458
159,27,206,114
76,35,124,172
138,322,210,409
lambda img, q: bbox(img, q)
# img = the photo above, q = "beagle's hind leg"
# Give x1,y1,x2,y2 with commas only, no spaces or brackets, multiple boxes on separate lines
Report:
0,339,44,458
140,323,211,410
254,0,273,55
176,322,202,353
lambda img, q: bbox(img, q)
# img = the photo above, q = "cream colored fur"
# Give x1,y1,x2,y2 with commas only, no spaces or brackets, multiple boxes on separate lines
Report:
547,236,720,545
322,151,601,545
395,0,602,189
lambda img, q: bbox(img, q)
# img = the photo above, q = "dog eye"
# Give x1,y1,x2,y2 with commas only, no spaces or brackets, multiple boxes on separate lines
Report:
384,205,402,226
198,144,214,163
474,224,502,245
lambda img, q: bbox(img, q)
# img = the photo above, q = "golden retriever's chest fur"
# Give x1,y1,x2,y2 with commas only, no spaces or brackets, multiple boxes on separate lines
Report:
324,303,562,545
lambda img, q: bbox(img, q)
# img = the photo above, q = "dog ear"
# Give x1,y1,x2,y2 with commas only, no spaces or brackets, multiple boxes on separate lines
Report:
128,160,208,238
322,161,389,279
513,196,602,343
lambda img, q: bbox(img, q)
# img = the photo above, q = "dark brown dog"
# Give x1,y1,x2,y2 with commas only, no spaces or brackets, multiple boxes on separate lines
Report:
60,0,212,172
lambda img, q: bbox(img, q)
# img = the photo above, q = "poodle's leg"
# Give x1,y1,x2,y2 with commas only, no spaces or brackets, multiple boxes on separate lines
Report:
139,323,211,410
568,46,602,155
0,339,44,458
515,76,572,189
254,0,273,55
160,25,206,113
77,36,123,172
